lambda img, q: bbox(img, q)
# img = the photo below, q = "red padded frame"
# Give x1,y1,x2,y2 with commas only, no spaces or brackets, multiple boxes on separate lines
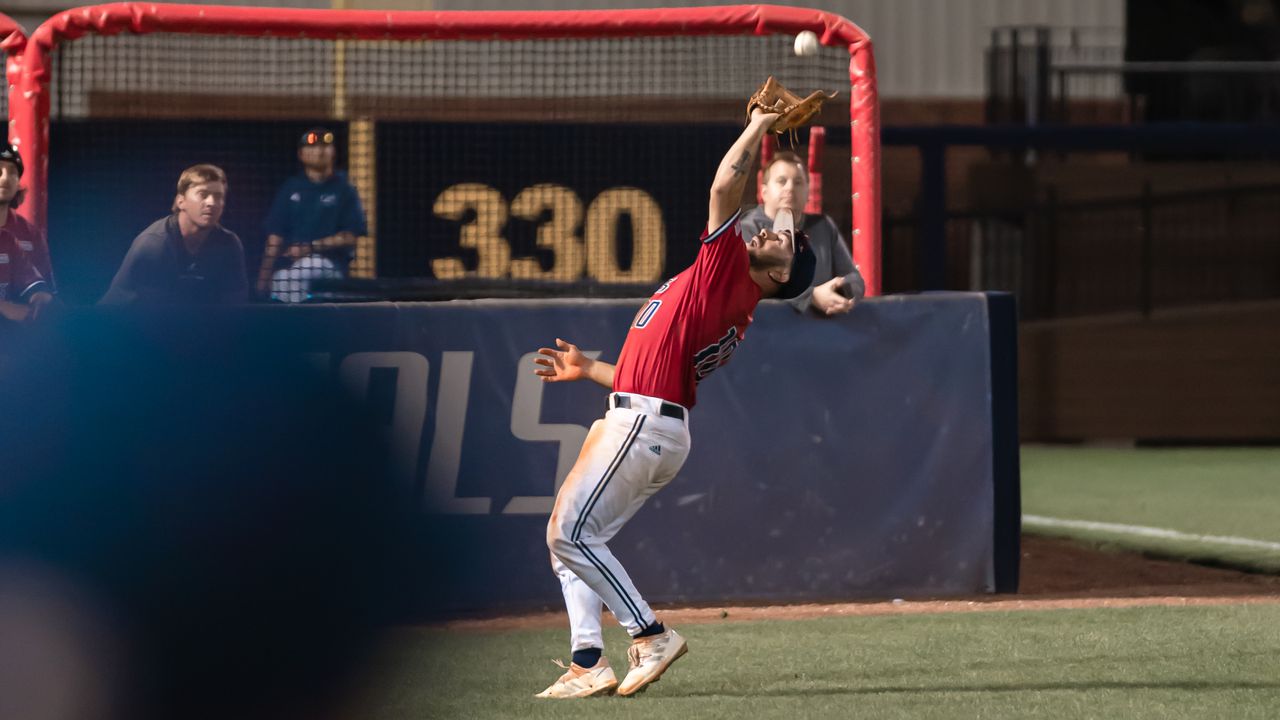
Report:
12,3,881,295
0,13,27,167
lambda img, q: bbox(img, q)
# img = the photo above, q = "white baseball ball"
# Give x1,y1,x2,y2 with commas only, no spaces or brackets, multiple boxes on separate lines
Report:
794,30,820,57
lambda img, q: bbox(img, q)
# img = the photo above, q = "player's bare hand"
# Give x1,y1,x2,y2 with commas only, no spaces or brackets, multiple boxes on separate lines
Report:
750,107,782,125
534,338,591,383
285,242,312,259
812,277,855,316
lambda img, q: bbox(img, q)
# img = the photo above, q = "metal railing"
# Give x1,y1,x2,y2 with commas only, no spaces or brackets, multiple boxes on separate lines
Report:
986,25,1123,125
1052,61,1280,124
987,25,1280,125
886,182,1280,320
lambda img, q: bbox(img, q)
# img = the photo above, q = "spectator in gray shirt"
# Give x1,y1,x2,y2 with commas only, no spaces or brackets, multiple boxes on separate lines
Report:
739,151,864,316
102,164,247,306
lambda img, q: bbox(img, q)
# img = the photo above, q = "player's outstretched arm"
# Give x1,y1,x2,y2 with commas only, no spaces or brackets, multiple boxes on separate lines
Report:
707,108,780,233
534,338,615,389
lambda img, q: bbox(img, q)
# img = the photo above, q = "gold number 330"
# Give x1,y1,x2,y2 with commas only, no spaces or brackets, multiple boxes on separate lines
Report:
431,183,666,284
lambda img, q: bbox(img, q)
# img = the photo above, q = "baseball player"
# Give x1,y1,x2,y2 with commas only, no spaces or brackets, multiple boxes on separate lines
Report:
0,145,53,323
739,150,864,316
530,105,816,699
0,229,52,323
0,145,56,293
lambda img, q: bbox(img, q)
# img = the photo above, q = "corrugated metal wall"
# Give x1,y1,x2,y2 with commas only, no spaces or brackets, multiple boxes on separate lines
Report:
421,0,1125,98
13,0,1125,97
842,0,1123,98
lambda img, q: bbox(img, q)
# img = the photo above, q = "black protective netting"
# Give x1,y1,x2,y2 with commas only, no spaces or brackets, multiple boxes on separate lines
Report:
49,32,852,302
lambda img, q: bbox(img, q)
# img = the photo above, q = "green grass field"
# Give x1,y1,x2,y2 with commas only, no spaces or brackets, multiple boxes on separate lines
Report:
349,446,1280,719
358,604,1280,719
1021,446,1280,572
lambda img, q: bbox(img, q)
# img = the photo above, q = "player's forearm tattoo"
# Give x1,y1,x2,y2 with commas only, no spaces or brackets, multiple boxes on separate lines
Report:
730,150,752,177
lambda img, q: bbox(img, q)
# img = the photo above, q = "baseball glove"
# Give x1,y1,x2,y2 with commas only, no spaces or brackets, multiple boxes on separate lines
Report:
746,76,838,134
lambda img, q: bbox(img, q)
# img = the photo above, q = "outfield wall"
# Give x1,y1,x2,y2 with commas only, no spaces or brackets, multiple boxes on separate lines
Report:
1,292,1019,615
1019,301,1280,441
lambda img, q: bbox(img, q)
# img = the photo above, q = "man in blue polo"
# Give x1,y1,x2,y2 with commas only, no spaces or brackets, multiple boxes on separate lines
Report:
257,128,368,302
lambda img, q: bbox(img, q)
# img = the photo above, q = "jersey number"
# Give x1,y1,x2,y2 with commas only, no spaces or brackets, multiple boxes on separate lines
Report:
634,300,662,328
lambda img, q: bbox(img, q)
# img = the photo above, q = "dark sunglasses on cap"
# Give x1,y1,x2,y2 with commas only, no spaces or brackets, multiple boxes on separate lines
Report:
299,130,335,146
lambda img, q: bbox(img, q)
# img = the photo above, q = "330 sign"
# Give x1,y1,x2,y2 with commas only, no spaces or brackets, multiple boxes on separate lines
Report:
431,183,666,284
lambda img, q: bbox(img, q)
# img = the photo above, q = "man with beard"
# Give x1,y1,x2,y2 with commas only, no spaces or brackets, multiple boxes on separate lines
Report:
738,150,863,317
101,164,248,305
529,105,816,699
257,128,368,303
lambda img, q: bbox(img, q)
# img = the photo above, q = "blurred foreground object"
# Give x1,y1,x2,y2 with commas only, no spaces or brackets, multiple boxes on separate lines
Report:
0,309,409,720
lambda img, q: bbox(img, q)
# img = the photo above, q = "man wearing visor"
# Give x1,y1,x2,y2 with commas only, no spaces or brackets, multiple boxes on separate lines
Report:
258,128,368,302
528,105,814,699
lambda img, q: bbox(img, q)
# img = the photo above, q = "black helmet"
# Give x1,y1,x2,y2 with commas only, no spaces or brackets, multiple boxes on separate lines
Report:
0,143,23,177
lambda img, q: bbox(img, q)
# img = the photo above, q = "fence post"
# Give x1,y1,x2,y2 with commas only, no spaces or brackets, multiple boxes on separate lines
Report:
1139,180,1153,317
919,141,947,290
1044,186,1058,319
881,213,895,290
1224,175,1236,301
1029,27,1050,127
1009,28,1021,123
986,28,999,123
1055,68,1067,124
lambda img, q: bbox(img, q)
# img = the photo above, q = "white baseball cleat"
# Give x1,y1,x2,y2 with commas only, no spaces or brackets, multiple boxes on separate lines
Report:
617,627,689,696
534,657,619,699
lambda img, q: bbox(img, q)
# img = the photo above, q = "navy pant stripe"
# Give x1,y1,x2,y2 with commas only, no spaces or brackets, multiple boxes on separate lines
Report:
571,414,645,542
576,539,647,629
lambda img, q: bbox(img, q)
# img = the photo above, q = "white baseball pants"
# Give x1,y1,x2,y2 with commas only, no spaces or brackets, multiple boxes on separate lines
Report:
547,392,691,650
271,256,342,303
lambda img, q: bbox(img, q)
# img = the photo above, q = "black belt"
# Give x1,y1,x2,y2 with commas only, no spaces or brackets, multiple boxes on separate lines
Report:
609,394,686,421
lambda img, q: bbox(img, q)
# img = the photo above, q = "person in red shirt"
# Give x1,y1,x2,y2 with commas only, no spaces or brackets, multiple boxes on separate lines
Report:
0,146,55,291
0,145,53,324
530,106,815,699
0,232,52,323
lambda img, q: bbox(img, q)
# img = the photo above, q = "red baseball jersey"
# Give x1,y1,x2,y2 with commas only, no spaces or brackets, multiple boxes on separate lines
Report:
613,209,761,409
0,230,47,303
2,210,54,290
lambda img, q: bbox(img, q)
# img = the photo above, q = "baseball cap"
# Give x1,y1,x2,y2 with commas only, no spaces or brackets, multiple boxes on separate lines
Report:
299,127,335,147
0,143,23,177
773,232,816,300
767,208,816,300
